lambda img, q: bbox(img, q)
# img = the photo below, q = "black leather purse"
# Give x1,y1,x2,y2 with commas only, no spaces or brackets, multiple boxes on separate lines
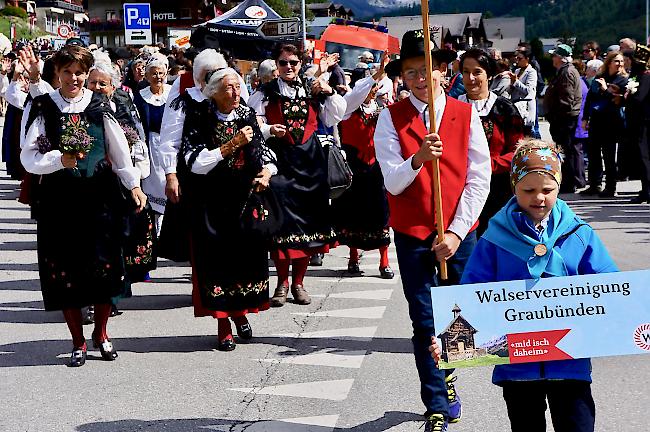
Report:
320,135,353,199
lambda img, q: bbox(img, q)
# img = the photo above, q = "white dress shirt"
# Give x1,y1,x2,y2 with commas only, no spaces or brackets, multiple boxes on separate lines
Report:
374,92,491,240
21,88,141,190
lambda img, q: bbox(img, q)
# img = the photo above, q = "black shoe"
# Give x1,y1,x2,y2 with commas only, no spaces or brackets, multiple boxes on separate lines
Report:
599,188,616,197
379,266,395,279
309,253,324,266
559,186,576,193
347,261,361,274
218,338,236,351
110,304,122,317
68,347,86,367
579,186,602,195
93,334,118,361
630,194,650,204
236,321,253,340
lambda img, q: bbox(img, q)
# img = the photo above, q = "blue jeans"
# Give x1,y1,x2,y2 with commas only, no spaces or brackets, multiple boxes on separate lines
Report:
532,115,542,139
394,230,477,416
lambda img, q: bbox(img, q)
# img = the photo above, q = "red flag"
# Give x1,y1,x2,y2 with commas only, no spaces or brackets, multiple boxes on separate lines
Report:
507,329,572,363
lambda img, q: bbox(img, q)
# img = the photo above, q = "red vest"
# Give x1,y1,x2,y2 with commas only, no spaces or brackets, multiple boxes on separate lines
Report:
179,72,194,95
339,109,378,165
264,98,320,145
387,97,478,240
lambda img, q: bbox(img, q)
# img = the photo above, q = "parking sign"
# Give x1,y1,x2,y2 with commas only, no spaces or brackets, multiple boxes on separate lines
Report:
124,3,152,45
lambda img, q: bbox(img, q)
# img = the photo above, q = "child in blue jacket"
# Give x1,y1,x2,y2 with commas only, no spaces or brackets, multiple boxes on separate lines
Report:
430,138,617,432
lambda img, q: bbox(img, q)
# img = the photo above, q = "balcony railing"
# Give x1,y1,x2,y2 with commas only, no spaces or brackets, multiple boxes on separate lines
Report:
36,1,84,13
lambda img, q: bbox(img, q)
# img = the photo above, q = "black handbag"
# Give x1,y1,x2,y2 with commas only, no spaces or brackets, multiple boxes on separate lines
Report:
320,135,353,199
239,186,285,242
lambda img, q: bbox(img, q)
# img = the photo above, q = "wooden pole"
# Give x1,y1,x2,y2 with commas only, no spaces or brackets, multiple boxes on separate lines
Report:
420,0,448,280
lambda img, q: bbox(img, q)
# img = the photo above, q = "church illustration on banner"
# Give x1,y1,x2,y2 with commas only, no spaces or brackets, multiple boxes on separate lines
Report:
437,304,509,366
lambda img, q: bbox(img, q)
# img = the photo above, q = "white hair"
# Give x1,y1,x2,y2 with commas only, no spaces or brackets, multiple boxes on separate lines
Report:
89,62,121,88
202,68,239,99
145,53,168,73
586,59,604,72
193,49,228,88
257,59,277,83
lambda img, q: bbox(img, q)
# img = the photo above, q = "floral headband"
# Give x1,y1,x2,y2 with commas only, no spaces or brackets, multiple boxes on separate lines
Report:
510,146,562,189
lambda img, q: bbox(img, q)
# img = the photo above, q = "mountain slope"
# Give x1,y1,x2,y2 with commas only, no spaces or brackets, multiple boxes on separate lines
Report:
342,0,646,46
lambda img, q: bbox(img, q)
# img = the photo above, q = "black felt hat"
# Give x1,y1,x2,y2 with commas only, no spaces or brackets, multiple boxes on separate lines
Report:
385,29,457,76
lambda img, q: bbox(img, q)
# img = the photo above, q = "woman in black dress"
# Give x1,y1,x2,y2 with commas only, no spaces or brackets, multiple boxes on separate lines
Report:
178,66,276,351
21,45,147,367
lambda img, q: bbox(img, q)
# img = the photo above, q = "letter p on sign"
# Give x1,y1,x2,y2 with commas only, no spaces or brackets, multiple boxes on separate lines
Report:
127,8,138,26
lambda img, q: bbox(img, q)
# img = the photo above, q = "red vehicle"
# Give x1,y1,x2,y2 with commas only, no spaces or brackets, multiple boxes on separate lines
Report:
310,19,400,71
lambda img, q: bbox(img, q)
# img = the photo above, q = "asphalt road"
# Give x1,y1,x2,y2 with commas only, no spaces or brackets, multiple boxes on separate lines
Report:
1,124,649,432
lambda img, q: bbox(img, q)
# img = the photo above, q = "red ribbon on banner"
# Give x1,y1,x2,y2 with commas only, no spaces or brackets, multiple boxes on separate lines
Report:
507,329,573,363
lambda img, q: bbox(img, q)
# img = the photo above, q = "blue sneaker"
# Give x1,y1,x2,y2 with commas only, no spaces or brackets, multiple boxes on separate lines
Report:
424,413,448,432
446,375,462,423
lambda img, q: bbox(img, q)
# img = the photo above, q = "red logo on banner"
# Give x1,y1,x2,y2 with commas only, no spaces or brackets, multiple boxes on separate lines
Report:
633,323,650,351
507,329,573,363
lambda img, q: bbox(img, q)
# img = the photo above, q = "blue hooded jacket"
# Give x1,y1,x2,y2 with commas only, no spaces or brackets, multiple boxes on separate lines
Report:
460,197,618,385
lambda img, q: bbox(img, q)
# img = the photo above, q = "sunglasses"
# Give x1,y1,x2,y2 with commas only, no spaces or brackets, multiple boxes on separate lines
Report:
278,59,300,67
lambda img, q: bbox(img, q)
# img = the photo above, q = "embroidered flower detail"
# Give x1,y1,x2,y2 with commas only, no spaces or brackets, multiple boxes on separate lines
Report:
36,134,52,154
120,123,140,150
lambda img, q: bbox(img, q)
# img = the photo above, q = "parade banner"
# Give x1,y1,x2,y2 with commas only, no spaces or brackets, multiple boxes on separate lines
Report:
431,270,650,369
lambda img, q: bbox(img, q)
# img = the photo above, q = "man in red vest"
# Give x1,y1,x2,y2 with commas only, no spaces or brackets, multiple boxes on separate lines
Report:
375,30,491,431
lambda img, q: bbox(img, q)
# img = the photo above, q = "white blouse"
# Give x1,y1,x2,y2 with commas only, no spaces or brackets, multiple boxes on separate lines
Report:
253,78,347,130
458,92,498,117
158,85,206,175
342,75,380,121
184,105,278,176
21,88,141,190
139,84,172,107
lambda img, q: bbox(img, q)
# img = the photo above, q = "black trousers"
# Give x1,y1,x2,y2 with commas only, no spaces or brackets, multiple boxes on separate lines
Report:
502,380,595,432
549,116,583,191
586,117,622,190
639,120,650,196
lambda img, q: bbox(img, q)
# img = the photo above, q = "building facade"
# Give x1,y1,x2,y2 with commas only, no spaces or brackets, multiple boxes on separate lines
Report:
35,0,86,38
86,0,226,47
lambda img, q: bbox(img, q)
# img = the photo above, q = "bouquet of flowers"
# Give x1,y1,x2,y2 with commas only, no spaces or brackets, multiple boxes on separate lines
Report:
60,114,95,158
626,77,639,96
60,130,94,158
